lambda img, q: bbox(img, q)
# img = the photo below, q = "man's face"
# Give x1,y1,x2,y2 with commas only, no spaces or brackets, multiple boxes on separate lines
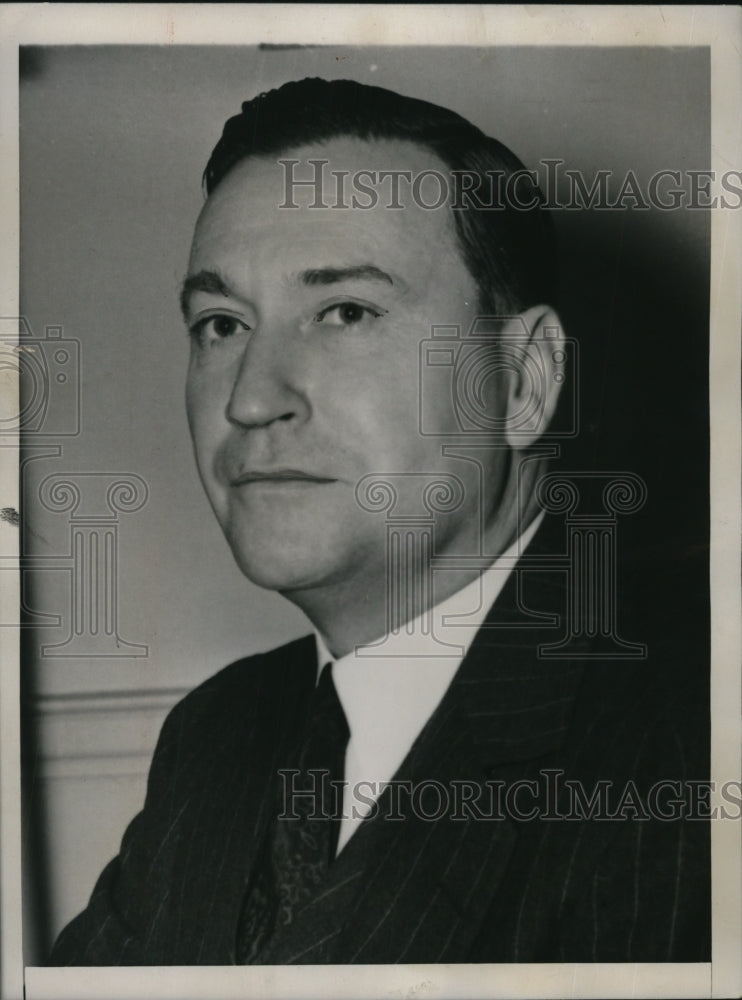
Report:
184,137,509,599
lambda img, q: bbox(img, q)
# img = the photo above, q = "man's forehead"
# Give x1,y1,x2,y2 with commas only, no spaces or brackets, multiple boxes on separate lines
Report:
194,135,461,231
188,135,467,281
210,134,449,197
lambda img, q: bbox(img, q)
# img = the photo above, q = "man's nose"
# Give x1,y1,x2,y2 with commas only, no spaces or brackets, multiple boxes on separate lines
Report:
226,326,310,429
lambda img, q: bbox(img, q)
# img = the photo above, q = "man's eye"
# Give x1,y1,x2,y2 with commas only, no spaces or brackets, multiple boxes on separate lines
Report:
314,302,385,327
189,314,250,344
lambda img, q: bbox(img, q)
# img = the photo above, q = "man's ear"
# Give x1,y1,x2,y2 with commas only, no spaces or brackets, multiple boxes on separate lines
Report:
501,305,566,449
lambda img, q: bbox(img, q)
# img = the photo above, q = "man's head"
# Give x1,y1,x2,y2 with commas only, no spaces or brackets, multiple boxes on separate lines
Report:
182,78,564,641
202,78,557,316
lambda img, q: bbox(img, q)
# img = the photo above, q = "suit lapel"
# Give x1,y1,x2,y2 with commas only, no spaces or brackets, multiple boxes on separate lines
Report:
261,542,586,964
162,636,317,963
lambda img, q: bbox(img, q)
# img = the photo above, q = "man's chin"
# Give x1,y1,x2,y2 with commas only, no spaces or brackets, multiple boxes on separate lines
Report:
232,557,311,592
226,537,338,594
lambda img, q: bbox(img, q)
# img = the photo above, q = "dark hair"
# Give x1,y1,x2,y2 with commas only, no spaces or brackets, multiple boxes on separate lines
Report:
203,78,557,314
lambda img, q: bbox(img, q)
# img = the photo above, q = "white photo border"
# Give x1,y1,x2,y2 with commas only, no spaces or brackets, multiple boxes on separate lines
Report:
1,5,739,999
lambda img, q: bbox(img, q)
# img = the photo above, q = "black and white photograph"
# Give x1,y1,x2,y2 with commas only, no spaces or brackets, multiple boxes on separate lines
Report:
1,5,740,999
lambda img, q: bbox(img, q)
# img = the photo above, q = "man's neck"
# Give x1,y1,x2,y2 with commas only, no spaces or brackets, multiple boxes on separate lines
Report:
284,455,548,659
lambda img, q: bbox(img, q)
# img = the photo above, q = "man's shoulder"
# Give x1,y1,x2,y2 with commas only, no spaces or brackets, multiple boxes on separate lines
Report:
161,632,317,735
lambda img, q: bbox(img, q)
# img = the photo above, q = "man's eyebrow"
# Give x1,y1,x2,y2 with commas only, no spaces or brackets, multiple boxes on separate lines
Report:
179,266,394,317
179,270,234,318
299,265,394,287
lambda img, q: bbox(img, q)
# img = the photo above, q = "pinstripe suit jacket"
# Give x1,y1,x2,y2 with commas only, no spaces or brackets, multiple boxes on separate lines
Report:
48,522,710,965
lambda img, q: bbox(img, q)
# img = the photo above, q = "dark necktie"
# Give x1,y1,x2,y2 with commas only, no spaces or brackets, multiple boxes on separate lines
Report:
236,662,350,964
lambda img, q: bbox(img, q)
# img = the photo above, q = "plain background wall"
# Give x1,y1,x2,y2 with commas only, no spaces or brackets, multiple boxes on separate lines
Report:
19,45,710,963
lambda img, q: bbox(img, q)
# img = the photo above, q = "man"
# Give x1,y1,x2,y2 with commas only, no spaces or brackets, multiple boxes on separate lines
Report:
48,78,709,965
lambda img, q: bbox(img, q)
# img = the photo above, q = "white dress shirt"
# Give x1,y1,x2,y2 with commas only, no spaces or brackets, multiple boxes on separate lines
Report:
315,512,544,855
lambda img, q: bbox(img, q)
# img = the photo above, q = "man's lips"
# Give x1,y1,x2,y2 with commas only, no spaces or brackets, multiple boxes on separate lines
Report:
230,469,338,486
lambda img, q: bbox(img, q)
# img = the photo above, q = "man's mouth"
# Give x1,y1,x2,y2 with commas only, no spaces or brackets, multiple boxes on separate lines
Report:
231,469,337,486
